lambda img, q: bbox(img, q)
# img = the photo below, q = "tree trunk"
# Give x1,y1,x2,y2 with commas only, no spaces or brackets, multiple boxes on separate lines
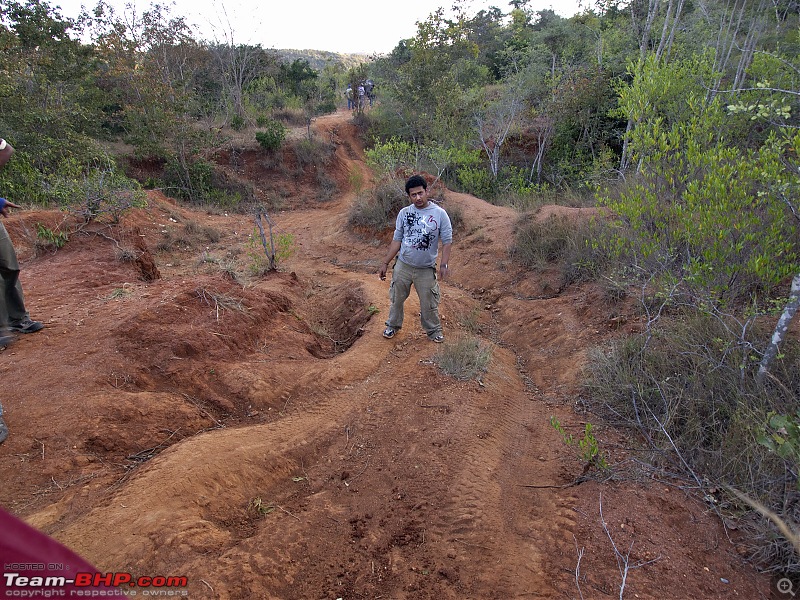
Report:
757,273,800,386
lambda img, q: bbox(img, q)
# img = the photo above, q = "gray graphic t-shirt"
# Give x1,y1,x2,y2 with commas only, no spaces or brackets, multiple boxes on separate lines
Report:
393,203,453,268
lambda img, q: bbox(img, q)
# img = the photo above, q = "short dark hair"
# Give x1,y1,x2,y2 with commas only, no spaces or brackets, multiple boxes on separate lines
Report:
405,174,427,195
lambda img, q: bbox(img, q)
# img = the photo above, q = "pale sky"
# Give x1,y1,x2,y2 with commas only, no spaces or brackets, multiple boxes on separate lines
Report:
50,0,586,54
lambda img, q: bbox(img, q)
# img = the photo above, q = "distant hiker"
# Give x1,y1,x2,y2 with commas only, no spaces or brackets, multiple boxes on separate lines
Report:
357,83,365,110
346,84,354,110
0,137,44,444
378,174,453,343
365,79,375,107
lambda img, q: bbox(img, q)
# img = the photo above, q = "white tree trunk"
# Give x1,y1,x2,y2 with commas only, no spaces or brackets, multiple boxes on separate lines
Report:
757,273,800,385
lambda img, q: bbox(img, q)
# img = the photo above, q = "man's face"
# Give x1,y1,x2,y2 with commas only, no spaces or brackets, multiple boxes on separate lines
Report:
408,185,429,209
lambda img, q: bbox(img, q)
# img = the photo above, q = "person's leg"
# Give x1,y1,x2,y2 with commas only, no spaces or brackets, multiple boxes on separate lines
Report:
0,222,41,334
385,260,413,332
6,277,28,324
414,266,443,339
0,222,20,329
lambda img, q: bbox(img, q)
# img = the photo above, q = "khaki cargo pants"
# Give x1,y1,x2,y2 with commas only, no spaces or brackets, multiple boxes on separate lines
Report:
385,259,442,340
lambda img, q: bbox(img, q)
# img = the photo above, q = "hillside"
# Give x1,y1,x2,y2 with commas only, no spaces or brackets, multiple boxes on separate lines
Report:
0,108,771,599
275,48,374,71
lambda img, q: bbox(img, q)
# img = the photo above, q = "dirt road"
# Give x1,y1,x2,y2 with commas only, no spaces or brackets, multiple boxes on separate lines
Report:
0,110,768,599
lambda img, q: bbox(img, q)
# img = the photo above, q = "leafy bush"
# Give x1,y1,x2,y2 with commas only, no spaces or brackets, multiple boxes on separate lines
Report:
293,138,334,169
365,137,418,175
162,157,252,209
456,166,496,200
34,223,69,253
603,57,799,310
163,158,213,202
445,202,463,234
48,163,147,223
230,114,246,131
246,227,296,275
256,120,287,151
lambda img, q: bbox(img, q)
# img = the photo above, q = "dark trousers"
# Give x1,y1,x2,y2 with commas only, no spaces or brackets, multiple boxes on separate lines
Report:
0,222,29,328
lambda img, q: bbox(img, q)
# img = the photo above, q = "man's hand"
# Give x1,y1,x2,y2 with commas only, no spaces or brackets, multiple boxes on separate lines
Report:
0,198,21,218
379,263,388,281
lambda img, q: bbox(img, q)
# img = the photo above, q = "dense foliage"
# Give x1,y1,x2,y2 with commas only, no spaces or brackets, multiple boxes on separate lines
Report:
0,0,344,206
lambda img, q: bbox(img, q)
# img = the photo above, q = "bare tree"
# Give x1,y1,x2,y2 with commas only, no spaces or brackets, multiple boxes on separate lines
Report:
474,77,526,179
705,0,769,104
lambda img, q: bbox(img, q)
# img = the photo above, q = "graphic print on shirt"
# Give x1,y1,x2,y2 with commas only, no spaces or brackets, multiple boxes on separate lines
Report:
404,211,439,251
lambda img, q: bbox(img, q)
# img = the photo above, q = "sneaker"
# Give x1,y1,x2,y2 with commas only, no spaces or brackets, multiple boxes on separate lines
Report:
430,334,444,343
0,334,12,348
383,327,396,339
9,318,44,334
0,418,7,444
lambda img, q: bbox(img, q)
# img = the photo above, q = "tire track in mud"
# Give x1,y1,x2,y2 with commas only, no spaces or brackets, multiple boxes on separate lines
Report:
415,345,574,598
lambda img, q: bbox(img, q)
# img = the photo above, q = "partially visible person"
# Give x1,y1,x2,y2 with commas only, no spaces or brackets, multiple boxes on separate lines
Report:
0,138,43,446
357,82,365,110
365,78,375,107
378,174,453,343
345,84,354,110
0,137,43,345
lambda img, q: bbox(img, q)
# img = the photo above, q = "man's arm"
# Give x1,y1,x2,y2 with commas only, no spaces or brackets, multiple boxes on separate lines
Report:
379,240,402,280
0,139,14,169
439,243,452,279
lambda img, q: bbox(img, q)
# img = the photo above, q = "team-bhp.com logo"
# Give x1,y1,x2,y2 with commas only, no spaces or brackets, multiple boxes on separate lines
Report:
3,570,189,597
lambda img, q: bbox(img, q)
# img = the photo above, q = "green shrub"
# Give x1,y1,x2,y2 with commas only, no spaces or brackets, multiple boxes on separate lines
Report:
35,223,69,253
246,227,296,274
230,114,246,131
365,137,417,176
163,158,214,202
600,93,799,310
446,203,463,234
256,120,287,152
456,166,496,200
50,164,146,223
293,138,334,169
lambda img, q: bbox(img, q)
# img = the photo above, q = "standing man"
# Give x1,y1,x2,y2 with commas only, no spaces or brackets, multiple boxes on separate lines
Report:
357,82,365,110
345,84,354,110
379,174,452,343
365,79,375,107
0,137,44,444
